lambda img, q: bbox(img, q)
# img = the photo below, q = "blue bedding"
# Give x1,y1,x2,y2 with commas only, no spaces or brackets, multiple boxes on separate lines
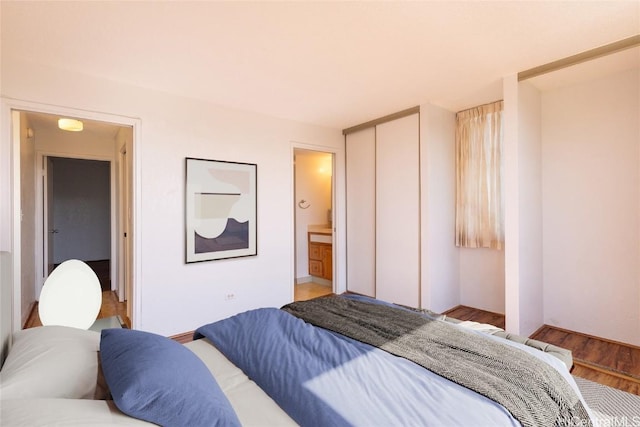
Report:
197,309,513,425
195,296,590,426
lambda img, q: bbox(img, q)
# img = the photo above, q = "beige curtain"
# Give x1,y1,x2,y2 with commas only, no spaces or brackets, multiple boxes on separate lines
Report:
455,100,504,250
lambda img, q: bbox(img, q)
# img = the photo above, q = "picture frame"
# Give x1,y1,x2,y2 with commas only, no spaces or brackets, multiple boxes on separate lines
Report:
185,157,257,263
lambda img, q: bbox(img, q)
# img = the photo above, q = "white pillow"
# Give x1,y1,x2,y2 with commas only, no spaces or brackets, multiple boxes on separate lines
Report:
0,398,155,426
0,326,101,399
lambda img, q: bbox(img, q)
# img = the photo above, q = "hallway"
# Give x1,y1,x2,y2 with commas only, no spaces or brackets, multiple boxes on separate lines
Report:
24,290,129,329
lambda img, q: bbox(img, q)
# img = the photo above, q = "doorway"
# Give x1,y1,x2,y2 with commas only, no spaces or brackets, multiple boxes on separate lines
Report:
293,148,334,301
11,106,137,330
44,157,111,291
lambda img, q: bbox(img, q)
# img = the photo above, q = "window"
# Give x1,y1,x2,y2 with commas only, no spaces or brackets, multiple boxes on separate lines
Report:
455,100,504,249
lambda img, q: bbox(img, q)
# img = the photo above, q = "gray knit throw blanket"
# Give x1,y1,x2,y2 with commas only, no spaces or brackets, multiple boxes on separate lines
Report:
282,296,592,427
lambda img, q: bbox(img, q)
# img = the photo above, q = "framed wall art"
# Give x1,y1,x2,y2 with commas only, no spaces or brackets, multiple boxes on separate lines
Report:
185,157,257,263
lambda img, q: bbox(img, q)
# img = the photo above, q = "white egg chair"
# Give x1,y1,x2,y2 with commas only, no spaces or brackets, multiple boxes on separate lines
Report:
38,259,102,330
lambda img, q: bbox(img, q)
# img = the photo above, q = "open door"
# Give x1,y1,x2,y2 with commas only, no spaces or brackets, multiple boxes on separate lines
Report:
44,157,55,278
119,146,133,320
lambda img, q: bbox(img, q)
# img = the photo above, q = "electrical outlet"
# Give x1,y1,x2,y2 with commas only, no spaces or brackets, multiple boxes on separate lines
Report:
225,293,236,301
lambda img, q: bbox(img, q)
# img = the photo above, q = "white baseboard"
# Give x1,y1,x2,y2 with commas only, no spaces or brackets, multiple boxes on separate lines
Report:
312,277,332,287
295,276,332,287
296,276,313,285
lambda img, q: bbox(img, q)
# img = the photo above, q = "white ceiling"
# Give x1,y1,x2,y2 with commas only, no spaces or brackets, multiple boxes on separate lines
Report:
25,112,125,140
2,1,639,131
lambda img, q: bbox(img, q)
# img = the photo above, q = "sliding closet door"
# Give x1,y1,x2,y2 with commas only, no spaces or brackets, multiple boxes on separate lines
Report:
346,127,376,297
375,114,420,307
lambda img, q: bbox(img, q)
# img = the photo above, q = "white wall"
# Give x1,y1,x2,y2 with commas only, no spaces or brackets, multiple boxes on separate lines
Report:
2,58,343,336
0,251,12,366
19,113,36,327
504,74,521,334
542,68,640,345
459,248,504,314
294,150,332,281
419,103,460,313
504,76,544,337
516,81,543,336
35,127,116,158
1,109,18,359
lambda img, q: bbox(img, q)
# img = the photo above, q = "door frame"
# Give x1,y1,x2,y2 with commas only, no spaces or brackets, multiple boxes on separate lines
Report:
2,97,142,332
37,153,115,298
290,141,346,298
118,144,133,316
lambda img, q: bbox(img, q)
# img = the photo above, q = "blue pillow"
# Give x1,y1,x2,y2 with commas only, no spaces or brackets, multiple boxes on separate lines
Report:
100,328,241,427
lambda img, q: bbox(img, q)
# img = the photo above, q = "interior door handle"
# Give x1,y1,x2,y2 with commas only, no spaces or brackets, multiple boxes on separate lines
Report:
49,229,59,234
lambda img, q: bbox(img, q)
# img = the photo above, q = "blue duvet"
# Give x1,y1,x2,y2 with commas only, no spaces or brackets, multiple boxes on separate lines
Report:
195,306,537,426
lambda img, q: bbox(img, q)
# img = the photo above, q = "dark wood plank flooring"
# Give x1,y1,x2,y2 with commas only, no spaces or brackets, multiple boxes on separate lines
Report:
530,325,640,395
442,305,506,329
444,305,640,395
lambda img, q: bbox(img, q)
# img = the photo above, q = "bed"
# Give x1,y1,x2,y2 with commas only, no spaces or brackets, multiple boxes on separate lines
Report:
0,294,594,426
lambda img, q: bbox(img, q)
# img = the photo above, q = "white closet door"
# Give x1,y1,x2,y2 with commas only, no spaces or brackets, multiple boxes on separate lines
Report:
346,127,376,297
375,113,420,307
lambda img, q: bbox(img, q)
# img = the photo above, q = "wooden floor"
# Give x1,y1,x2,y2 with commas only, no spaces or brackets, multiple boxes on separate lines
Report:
442,305,506,329
24,290,130,329
444,305,640,395
294,281,332,301
531,325,640,395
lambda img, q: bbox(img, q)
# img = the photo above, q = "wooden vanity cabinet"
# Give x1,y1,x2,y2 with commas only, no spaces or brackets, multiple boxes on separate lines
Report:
308,232,332,281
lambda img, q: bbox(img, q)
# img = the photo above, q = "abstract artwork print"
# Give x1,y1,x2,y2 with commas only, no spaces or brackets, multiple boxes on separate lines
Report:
185,158,257,262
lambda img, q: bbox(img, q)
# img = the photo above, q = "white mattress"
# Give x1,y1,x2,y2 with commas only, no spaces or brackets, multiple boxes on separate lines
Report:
1,399,155,426
184,338,297,427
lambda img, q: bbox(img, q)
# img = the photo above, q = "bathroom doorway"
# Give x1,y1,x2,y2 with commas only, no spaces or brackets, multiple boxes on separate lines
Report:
293,149,334,301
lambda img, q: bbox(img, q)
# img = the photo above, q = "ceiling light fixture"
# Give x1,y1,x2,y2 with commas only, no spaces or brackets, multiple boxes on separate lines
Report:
58,118,84,132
